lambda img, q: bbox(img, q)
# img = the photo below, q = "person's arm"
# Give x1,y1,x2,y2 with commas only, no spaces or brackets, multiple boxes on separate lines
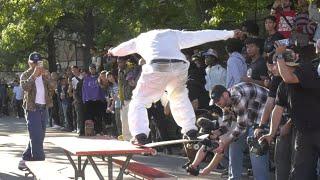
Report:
176,30,235,49
200,153,224,176
20,68,41,91
277,58,299,83
109,38,137,57
269,105,284,137
254,97,275,137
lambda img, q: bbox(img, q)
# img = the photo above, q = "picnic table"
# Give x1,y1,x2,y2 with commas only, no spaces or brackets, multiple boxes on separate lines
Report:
48,136,156,180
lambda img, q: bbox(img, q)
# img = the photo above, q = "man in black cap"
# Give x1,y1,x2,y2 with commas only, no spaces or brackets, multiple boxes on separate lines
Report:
18,52,56,170
210,82,269,180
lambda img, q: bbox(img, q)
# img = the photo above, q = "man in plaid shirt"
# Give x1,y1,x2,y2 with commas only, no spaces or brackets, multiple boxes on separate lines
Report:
210,82,269,180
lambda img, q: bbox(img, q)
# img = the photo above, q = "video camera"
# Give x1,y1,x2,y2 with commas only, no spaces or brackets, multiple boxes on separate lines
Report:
247,125,269,156
196,117,219,134
196,117,220,151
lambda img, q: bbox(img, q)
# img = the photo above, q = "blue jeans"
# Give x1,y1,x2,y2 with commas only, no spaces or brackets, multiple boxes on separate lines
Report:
22,106,47,161
61,102,70,129
228,127,269,180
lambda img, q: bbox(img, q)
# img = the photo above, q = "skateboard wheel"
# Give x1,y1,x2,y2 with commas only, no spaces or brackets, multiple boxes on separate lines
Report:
186,144,193,149
193,144,200,150
151,150,157,156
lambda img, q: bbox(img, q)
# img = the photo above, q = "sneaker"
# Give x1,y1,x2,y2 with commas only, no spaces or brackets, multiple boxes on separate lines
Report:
18,160,27,171
183,129,198,140
52,125,62,129
130,133,148,145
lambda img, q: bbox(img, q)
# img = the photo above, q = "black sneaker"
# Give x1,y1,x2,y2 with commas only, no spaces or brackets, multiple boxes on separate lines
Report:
183,129,198,140
130,133,148,145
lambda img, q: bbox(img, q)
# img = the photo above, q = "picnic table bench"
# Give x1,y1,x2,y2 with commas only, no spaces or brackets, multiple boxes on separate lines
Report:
112,157,177,180
48,136,156,180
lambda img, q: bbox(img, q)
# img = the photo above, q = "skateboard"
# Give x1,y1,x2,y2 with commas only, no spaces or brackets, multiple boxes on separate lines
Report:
136,139,203,156
20,167,33,177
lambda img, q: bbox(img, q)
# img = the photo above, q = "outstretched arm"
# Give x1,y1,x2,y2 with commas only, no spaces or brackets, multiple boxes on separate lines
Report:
176,30,236,49
200,153,224,176
109,38,137,57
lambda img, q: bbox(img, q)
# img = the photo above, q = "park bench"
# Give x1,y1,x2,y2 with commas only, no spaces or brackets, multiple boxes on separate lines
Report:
112,157,177,180
25,161,69,180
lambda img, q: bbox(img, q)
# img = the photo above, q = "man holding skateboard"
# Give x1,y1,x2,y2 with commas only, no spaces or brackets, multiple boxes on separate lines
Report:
109,29,241,145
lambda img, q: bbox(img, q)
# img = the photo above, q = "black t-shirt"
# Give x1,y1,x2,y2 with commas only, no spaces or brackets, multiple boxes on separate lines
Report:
294,61,320,89
268,76,282,98
276,82,320,132
247,56,268,80
264,32,284,54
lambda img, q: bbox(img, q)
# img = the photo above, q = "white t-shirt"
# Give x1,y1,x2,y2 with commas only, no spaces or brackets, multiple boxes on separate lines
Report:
71,75,83,89
13,85,24,100
35,76,46,105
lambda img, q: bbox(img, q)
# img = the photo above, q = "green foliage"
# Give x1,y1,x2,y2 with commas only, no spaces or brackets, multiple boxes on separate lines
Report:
0,0,275,70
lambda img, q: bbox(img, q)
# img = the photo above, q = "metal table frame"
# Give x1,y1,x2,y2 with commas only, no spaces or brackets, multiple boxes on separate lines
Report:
64,150,133,180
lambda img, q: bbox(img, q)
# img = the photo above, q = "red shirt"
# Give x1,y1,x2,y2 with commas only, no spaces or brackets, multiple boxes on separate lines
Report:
276,10,296,38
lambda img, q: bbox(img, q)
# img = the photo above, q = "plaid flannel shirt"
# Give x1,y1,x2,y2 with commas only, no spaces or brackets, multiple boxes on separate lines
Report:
220,82,268,141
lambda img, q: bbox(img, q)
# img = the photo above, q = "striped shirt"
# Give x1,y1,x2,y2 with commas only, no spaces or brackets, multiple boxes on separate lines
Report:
220,82,268,140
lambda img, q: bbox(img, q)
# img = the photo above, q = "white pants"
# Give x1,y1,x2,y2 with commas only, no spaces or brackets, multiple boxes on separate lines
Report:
120,100,132,141
128,61,197,137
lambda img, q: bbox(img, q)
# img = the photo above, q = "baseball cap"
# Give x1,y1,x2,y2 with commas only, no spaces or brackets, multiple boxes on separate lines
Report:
28,52,42,63
209,85,227,105
203,48,218,59
282,49,300,67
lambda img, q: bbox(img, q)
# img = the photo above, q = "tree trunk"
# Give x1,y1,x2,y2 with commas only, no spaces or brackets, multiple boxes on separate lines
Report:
47,27,57,72
82,8,95,69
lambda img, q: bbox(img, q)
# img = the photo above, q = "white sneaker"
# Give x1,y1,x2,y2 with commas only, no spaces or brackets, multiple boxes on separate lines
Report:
18,160,27,170
52,125,62,129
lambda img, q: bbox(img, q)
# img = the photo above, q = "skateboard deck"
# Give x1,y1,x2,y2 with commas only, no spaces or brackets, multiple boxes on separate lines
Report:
142,139,201,148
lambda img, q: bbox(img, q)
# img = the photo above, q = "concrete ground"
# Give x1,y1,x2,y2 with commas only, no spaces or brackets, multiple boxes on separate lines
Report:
0,115,230,180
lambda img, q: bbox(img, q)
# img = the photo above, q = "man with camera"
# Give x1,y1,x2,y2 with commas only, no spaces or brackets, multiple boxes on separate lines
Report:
260,43,320,180
18,52,56,170
210,82,269,180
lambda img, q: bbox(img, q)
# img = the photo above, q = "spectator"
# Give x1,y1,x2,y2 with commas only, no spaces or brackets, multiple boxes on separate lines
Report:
225,38,248,88
57,76,72,131
82,64,105,135
263,15,285,63
18,52,56,170
71,66,85,135
48,72,60,128
260,44,320,180
12,80,24,118
187,53,210,110
254,57,294,180
242,38,268,86
90,47,102,71
271,0,296,38
117,57,140,141
204,49,227,95
211,83,269,180
105,71,121,136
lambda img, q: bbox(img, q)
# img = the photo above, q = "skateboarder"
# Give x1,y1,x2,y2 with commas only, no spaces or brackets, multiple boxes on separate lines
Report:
109,29,241,145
